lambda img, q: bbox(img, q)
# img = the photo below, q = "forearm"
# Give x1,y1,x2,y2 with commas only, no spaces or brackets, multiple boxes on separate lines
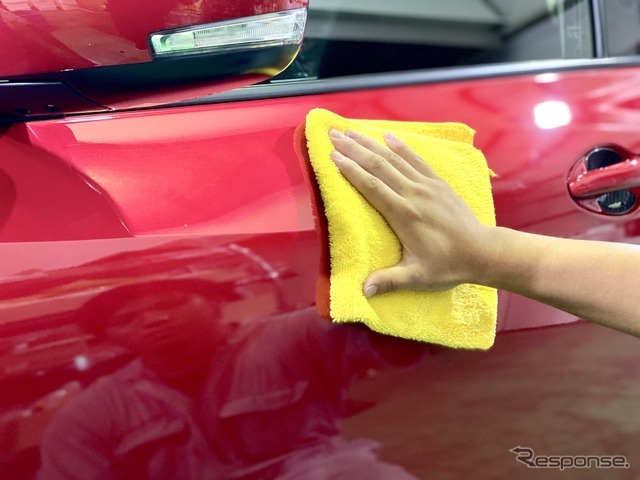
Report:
478,227,640,336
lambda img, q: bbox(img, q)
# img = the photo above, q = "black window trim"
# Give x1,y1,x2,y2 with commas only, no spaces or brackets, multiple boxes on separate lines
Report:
177,56,640,108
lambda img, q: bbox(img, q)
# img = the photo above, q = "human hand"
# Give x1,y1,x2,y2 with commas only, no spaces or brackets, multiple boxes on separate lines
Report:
329,129,496,297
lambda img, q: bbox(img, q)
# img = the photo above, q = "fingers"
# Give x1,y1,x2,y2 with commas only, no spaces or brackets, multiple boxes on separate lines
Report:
382,132,438,180
330,130,412,195
329,148,403,221
363,263,416,297
343,130,425,183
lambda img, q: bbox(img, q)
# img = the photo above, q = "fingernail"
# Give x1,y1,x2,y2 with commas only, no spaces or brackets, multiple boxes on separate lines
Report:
345,130,361,139
329,129,345,139
330,150,346,163
384,132,398,143
364,284,378,298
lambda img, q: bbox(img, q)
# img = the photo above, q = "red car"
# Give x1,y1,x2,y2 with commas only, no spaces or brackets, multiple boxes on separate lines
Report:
1,0,639,478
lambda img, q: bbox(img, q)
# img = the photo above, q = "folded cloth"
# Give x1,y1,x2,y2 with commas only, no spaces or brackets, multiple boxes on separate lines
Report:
302,108,497,349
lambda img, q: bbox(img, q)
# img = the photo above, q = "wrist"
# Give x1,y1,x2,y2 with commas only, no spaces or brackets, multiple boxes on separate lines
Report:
463,225,511,288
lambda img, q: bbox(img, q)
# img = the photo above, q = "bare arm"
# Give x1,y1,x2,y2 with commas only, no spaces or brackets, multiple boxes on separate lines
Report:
328,129,640,336
482,228,640,336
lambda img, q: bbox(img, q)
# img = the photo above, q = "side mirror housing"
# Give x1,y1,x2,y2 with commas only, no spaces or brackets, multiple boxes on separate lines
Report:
0,0,308,121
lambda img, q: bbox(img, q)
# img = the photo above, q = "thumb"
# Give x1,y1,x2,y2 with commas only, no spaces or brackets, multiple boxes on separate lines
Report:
363,265,414,298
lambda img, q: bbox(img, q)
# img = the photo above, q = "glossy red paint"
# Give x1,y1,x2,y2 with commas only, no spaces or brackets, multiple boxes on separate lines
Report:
23,67,640,238
570,158,640,197
2,65,640,477
0,123,129,241
0,0,308,77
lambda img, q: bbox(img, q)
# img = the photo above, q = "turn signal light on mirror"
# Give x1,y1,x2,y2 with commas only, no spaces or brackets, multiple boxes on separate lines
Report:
148,8,307,58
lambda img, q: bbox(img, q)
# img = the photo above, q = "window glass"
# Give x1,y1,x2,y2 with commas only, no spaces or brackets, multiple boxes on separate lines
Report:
274,0,594,81
604,0,640,56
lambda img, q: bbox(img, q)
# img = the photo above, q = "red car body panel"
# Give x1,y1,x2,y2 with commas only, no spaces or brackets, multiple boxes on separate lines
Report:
1,56,640,478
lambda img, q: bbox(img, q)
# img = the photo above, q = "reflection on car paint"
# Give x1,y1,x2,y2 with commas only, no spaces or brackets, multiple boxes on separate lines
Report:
0,231,424,478
38,306,421,479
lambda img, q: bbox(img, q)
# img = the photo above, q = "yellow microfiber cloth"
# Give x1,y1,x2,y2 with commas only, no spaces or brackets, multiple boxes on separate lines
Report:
303,108,497,349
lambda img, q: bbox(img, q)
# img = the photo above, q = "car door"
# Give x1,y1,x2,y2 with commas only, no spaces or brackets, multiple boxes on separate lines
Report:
2,0,640,478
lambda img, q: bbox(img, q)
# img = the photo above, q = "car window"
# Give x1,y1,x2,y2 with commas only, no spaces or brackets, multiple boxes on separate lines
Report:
603,0,640,56
273,0,594,81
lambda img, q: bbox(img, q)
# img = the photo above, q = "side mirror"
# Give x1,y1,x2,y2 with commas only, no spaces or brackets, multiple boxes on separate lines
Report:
0,0,308,121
